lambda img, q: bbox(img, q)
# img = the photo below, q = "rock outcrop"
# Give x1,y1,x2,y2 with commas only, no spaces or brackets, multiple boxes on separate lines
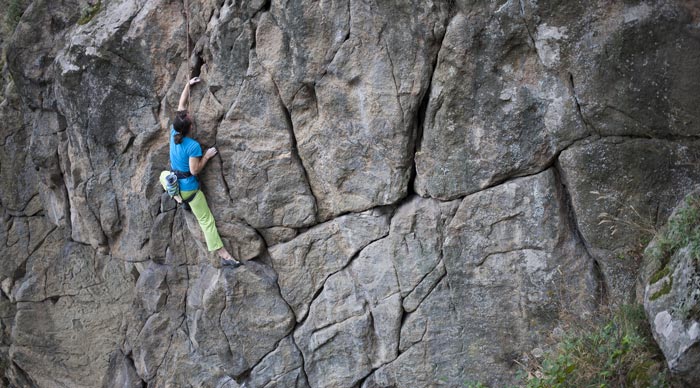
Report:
1,0,699,387
642,189,700,385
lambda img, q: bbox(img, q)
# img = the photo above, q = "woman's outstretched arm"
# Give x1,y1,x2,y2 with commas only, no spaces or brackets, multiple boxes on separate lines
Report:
178,76,201,111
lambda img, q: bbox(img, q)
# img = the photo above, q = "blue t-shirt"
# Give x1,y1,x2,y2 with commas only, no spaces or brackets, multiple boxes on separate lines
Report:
169,127,202,191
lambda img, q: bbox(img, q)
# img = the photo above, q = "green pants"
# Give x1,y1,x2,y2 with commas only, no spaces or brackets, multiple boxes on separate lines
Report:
160,171,224,252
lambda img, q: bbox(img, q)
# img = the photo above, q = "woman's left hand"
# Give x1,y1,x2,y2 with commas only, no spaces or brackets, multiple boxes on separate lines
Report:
189,77,201,86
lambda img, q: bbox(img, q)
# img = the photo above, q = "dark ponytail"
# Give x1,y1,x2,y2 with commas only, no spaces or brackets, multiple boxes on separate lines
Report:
173,111,192,144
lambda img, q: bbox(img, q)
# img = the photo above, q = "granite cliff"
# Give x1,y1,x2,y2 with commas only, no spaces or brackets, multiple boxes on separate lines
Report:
0,0,699,386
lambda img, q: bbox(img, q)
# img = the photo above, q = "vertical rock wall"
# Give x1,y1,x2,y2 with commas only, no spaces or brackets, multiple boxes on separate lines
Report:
0,0,699,386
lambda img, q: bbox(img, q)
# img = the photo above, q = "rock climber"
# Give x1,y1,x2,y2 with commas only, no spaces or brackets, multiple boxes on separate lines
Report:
159,76,241,268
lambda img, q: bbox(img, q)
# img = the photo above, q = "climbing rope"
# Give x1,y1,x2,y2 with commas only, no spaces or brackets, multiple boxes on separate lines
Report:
184,0,192,109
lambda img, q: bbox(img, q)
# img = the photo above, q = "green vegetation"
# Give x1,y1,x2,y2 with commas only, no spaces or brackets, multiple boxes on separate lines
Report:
521,305,670,388
649,266,671,285
652,194,700,264
2,0,27,34
77,0,101,26
650,278,673,301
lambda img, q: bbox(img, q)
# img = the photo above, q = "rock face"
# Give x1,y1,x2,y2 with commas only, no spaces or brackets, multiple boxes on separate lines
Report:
642,189,700,386
1,0,699,387
560,138,700,302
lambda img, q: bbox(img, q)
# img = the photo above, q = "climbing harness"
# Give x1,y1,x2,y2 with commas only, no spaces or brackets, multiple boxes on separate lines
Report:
165,171,198,211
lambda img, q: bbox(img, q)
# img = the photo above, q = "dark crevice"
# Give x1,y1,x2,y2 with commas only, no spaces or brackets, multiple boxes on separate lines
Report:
250,22,258,50
294,232,390,325
290,334,311,386
29,224,58,258
260,63,320,219
409,14,449,199
190,52,205,79
398,304,410,341
553,163,609,306
518,0,537,49
568,72,599,136
130,265,141,283
405,265,447,314
149,316,184,383
10,361,37,387
217,280,238,379
122,351,146,387
121,135,136,155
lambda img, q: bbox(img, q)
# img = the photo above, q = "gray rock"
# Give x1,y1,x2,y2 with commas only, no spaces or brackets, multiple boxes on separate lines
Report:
10,247,134,388
187,261,295,377
215,52,317,229
642,190,700,385
270,208,391,321
102,351,145,388
244,336,309,388
259,226,298,247
148,328,242,388
415,6,587,200
363,280,463,388
569,1,700,138
130,266,187,381
442,169,597,385
2,0,700,386
559,138,700,302
387,196,459,312
367,170,597,387
259,0,450,220
294,238,402,388
48,0,179,254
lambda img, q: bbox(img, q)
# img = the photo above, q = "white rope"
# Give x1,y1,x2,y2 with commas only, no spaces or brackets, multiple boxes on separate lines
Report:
184,0,191,109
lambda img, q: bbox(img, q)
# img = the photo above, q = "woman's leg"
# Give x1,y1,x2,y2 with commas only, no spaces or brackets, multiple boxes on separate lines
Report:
182,189,224,252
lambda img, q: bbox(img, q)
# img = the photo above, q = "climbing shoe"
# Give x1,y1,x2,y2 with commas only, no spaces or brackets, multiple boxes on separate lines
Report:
221,259,242,268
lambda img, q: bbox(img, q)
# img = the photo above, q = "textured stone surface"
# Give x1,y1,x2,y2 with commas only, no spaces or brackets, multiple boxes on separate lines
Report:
386,196,460,312
1,0,700,386
415,6,587,200
270,209,391,321
295,238,402,388
559,138,700,302
102,351,145,388
366,170,598,387
10,243,134,388
186,262,295,378
243,336,309,388
643,190,700,385
215,52,317,229
569,2,700,138
258,0,450,220
362,280,463,388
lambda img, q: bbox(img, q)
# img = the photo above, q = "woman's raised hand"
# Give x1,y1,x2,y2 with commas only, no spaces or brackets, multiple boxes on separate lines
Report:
189,76,201,86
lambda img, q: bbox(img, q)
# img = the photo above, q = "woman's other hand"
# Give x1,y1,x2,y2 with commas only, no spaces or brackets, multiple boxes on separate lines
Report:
189,77,201,86
204,147,218,160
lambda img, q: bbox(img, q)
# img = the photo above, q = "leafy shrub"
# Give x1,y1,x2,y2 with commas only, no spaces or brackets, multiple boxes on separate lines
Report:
521,305,671,388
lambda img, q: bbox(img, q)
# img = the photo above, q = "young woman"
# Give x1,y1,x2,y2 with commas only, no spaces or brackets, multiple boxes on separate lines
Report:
160,76,240,267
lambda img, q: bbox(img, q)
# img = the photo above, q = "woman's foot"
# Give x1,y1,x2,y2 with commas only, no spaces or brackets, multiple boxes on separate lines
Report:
218,248,241,267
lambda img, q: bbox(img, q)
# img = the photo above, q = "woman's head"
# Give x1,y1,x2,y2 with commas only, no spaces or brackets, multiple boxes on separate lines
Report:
173,110,192,144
